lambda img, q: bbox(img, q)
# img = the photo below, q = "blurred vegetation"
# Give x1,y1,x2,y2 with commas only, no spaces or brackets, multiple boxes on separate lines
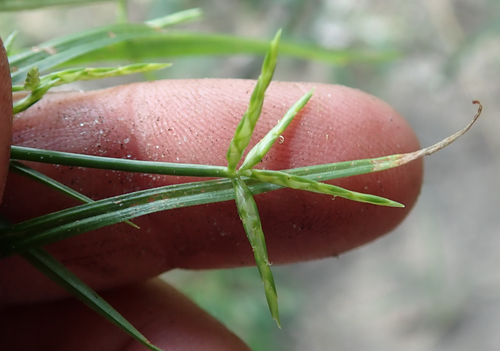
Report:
165,267,303,351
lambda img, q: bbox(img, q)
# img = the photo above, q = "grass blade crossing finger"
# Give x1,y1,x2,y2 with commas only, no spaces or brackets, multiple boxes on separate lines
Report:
226,30,281,173
232,177,280,327
9,161,139,229
239,88,315,171
21,248,163,351
246,169,404,207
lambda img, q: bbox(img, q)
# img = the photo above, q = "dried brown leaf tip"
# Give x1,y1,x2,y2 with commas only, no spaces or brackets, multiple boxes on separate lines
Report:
373,101,482,171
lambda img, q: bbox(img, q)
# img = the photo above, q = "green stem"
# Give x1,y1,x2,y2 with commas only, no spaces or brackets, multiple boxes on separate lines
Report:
10,146,230,178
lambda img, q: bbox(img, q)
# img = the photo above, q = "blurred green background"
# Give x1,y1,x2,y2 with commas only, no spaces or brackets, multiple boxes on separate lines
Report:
2,1,499,350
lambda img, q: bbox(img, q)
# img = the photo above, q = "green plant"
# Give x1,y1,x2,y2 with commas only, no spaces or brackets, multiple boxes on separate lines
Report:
1,3,482,350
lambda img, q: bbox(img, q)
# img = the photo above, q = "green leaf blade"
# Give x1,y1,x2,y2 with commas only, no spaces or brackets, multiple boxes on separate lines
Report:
21,248,163,351
232,177,280,327
9,12,186,85
9,23,154,85
226,30,282,173
9,161,139,229
4,30,18,56
248,169,404,208
0,0,112,11
145,8,203,28
0,177,237,257
61,32,397,67
239,88,315,171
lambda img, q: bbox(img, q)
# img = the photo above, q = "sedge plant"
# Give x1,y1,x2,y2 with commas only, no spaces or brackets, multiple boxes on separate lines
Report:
1,6,482,351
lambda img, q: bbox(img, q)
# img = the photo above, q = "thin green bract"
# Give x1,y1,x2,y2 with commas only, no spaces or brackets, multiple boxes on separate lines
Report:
232,178,280,327
239,88,315,171
226,30,281,173
247,169,403,207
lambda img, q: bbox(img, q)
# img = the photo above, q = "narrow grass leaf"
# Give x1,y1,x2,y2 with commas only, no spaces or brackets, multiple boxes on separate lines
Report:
0,177,238,257
239,88,315,171
145,8,203,28
248,169,403,207
9,24,156,85
62,32,398,67
9,160,139,229
0,0,111,11
9,13,184,85
232,177,280,327
21,248,163,351
226,30,281,173
3,30,18,56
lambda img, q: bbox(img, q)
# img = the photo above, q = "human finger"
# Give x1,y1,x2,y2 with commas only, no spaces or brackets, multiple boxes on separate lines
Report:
0,80,422,303
0,278,250,351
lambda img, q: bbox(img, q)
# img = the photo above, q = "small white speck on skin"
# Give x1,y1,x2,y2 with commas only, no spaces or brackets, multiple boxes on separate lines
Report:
326,134,329,139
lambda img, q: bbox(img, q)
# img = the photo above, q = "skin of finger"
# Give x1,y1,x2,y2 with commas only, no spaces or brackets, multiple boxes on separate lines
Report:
0,278,251,351
0,80,422,303
0,38,13,203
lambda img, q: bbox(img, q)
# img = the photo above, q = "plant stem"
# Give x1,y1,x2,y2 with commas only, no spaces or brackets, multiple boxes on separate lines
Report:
10,146,230,178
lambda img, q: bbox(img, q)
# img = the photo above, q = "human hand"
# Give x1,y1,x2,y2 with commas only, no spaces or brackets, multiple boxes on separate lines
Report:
0,39,423,350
